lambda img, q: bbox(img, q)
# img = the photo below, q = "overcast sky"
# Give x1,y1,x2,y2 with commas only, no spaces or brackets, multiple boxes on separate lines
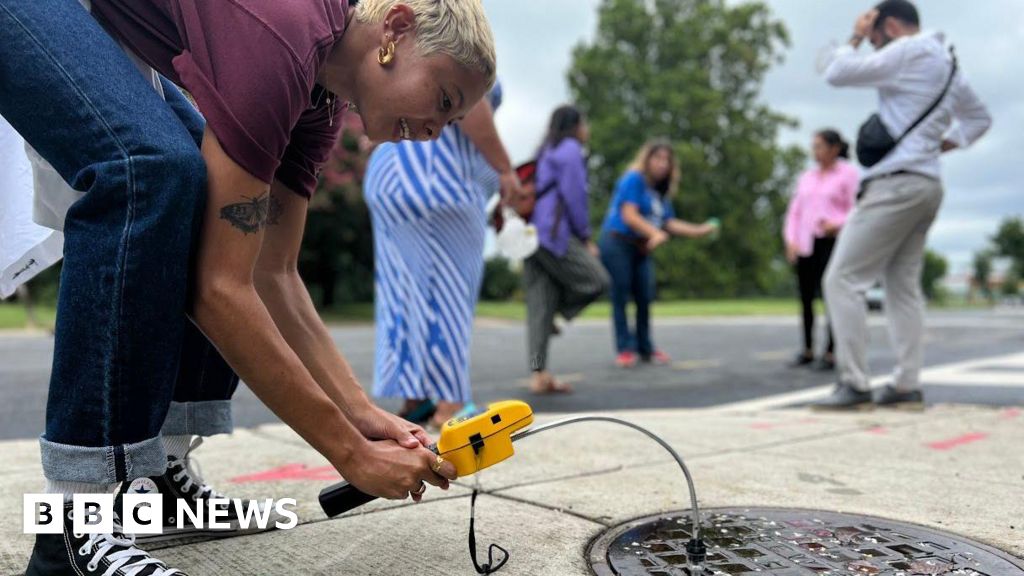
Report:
481,0,1023,276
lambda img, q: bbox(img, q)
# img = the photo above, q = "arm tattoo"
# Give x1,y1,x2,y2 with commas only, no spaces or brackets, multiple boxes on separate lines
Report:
219,192,283,234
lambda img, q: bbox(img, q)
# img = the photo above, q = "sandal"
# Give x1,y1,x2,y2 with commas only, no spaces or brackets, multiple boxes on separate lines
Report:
529,373,574,395
398,399,437,425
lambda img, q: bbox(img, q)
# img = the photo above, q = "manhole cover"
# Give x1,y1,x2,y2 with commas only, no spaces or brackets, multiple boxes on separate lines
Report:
588,508,1023,576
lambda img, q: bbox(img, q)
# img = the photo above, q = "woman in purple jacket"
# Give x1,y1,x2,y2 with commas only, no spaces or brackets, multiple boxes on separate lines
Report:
525,106,610,394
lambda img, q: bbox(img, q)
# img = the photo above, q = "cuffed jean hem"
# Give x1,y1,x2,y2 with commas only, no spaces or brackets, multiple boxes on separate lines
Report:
39,435,167,483
160,400,234,437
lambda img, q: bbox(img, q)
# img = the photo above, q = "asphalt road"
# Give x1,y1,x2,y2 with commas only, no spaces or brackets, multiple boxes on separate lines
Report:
1,309,1022,440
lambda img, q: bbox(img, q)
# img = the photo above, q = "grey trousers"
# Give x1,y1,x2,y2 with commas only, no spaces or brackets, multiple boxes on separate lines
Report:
824,173,944,392
524,239,609,371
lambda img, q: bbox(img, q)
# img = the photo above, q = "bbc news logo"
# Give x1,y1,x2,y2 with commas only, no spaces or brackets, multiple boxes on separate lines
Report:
23,494,298,534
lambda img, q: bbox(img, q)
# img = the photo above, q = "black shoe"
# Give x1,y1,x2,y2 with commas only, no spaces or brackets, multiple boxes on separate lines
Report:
810,385,873,411
26,502,188,575
115,438,283,543
815,356,836,371
873,385,925,410
788,352,815,368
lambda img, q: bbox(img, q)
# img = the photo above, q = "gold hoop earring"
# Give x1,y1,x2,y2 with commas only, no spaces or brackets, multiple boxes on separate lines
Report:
377,40,396,65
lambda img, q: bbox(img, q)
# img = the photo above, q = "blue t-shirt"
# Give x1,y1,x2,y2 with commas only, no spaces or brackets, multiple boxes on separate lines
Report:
602,171,676,239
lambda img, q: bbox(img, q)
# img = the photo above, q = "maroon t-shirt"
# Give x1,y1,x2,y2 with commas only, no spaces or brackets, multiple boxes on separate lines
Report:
90,0,347,198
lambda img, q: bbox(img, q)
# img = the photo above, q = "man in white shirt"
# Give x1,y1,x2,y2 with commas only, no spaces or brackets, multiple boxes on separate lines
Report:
814,0,991,410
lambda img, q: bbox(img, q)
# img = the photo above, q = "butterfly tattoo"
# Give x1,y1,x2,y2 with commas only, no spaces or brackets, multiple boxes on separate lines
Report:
219,192,283,234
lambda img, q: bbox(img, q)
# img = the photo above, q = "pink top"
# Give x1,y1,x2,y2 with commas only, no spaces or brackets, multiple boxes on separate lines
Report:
783,160,859,257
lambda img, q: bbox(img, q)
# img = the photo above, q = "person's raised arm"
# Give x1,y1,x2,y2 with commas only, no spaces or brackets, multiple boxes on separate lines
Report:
825,10,904,89
459,98,521,200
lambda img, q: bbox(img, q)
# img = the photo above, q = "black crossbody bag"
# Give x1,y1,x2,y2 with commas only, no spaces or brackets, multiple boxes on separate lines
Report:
856,46,958,168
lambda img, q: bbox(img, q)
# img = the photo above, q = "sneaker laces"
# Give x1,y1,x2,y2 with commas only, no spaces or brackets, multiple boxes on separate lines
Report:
168,437,225,501
71,511,181,576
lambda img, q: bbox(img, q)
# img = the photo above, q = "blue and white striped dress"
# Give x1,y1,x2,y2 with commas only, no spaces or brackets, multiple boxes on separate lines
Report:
364,91,501,403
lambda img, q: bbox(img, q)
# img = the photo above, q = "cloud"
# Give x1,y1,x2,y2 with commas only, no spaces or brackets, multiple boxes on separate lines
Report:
483,0,1023,272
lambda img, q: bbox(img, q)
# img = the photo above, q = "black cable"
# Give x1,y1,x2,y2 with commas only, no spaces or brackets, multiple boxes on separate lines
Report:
468,489,509,574
464,415,706,574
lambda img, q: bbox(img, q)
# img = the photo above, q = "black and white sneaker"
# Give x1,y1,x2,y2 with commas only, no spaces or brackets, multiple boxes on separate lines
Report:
116,437,283,543
25,502,188,576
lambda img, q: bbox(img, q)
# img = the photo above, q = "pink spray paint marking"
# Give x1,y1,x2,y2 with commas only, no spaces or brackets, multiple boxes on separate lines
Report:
926,432,989,451
229,463,341,483
1000,408,1021,420
866,426,888,435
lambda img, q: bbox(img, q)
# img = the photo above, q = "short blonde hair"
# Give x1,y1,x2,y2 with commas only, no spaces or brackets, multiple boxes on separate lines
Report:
356,0,497,86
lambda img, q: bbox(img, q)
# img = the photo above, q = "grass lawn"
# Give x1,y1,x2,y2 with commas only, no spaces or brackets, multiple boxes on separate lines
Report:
474,298,809,321
0,303,57,331
0,296,993,330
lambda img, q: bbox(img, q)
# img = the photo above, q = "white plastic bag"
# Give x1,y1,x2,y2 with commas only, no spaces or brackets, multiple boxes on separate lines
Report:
489,193,539,261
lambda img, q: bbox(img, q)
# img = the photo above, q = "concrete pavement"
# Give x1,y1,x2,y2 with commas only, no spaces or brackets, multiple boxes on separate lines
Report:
1,399,1021,575
1,311,1021,574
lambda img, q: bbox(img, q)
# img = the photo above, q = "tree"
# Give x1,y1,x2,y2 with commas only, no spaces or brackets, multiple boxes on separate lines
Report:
921,249,948,302
972,250,993,301
1002,270,1021,297
568,0,804,297
480,257,521,301
992,216,1024,277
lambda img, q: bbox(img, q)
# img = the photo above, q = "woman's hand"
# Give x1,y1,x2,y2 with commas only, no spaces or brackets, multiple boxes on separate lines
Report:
502,174,534,217
646,230,670,252
587,240,600,258
338,439,457,502
820,219,841,237
786,243,799,265
348,402,431,449
499,169,522,202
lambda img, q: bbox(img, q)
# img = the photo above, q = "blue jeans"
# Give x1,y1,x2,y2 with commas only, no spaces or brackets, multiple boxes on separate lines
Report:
0,0,237,484
599,233,655,356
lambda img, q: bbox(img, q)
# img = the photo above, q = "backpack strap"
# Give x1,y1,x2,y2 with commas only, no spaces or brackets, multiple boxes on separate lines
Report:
894,46,958,146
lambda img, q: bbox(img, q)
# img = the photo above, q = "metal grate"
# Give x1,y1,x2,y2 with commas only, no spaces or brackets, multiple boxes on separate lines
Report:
588,508,1023,576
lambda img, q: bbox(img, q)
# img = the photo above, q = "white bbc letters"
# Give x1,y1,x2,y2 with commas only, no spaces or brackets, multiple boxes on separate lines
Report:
24,493,301,534
121,494,163,535
72,494,114,535
274,499,298,529
207,498,231,529
23,494,64,534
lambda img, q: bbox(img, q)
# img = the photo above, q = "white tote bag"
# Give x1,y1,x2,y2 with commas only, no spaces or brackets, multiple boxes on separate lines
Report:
0,0,166,298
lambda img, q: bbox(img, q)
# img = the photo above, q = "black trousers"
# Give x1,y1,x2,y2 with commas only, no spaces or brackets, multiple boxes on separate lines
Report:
796,237,836,354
